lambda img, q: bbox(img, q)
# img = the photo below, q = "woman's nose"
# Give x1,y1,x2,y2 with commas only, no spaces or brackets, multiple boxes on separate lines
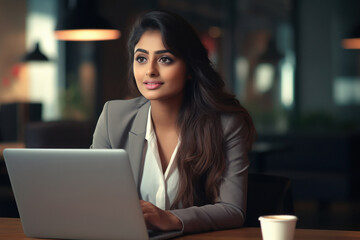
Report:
146,61,159,77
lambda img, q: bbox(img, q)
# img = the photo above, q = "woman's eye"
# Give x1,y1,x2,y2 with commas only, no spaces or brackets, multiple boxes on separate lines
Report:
159,56,173,64
136,56,147,63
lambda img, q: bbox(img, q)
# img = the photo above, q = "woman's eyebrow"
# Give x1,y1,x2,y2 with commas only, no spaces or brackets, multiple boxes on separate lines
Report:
135,48,148,54
154,50,172,54
134,48,172,55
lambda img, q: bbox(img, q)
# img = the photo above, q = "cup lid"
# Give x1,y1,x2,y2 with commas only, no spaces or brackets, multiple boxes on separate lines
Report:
258,215,298,222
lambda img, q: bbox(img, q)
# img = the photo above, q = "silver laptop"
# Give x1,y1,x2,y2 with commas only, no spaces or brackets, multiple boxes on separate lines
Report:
4,148,182,240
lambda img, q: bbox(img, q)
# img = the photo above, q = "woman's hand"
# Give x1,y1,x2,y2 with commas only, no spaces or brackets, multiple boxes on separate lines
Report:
140,200,182,231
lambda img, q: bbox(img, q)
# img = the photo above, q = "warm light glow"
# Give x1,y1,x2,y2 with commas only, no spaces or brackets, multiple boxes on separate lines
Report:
208,26,222,38
55,29,121,41
254,63,274,93
334,77,360,105
342,38,360,49
281,61,294,108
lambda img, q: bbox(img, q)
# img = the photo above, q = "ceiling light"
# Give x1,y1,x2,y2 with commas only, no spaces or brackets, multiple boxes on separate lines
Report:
342,24,360,49
21,42,49,62
55,1,120,41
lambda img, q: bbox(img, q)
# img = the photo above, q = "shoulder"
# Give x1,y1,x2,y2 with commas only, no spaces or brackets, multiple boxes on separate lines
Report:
105,96,149,113
220,112,251,149
101,96,150,129
93,96,149,148
102,96,149,120
220,112,244,133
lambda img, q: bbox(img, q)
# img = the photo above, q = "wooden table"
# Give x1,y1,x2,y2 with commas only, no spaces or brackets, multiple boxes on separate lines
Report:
1,218,360,240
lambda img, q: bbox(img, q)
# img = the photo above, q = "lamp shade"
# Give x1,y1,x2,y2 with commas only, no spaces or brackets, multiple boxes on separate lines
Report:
342,24,360,49
55,1,120,41
21,42,49,62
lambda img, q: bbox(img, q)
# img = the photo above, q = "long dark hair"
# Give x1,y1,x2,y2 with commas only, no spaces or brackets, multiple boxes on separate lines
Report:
128,10,256,208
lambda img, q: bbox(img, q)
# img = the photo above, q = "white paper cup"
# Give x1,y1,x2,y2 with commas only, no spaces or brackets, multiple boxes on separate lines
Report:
258,215,298,240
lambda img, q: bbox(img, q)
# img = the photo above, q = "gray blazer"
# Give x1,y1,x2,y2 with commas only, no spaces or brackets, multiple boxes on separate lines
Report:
91,96,249,233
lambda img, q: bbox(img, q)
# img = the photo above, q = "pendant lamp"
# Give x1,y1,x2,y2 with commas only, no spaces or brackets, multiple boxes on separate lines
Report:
55,0,121,41
21,42,49,62
342,24,360,49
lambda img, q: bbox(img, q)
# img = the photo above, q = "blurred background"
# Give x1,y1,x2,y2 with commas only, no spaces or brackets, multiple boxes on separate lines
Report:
1,0,360,231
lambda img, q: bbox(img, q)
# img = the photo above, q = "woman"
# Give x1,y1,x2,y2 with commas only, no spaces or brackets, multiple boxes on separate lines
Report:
91,10,256,234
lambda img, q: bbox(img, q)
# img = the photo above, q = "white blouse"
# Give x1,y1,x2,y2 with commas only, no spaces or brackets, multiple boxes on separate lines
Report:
139,107,180,210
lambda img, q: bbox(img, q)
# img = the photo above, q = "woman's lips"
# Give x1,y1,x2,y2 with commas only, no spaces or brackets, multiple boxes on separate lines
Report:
144,81,163,90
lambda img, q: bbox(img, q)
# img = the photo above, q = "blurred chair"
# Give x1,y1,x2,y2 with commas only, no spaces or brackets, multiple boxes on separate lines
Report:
25,121,95,148
244,173,294,227
0,102,42,142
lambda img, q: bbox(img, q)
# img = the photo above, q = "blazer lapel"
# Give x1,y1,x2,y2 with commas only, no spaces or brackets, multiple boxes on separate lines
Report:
128,100,150,188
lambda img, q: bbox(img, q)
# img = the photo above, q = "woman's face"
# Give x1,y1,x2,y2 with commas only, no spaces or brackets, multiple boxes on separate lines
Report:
133,30,187,103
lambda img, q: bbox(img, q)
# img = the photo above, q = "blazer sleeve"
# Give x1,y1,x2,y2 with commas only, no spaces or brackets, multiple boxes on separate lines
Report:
170,114,250,233
91,101,112,149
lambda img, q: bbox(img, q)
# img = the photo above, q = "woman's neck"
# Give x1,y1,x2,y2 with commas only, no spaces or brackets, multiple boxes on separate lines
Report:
150,99,181,132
